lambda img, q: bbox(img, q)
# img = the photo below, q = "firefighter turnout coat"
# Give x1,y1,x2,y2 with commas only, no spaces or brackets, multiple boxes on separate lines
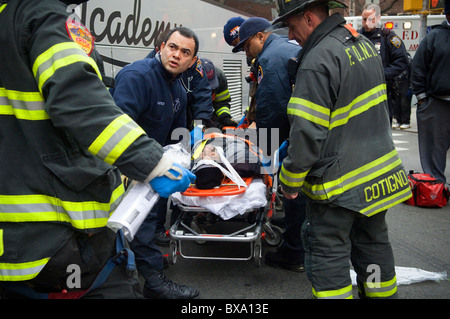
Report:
0,0,166,282
280,13,412,216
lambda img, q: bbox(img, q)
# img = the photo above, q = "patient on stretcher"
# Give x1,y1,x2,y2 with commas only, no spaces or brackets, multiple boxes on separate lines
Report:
193,144,225,189
191,134,263,190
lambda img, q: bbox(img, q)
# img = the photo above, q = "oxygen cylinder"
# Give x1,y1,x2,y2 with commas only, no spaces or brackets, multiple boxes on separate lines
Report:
106,181,160,241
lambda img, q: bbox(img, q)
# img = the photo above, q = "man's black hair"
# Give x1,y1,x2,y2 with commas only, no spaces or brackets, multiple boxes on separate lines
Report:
163,27,199,57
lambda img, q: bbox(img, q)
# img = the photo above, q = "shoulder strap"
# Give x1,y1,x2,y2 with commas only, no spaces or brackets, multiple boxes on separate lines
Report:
344,23,360,38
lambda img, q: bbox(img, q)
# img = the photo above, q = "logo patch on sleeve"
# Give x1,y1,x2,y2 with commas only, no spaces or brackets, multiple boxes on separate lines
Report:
390,36,402,48
66,18,94,56
258,65,264,84
196,60,204,77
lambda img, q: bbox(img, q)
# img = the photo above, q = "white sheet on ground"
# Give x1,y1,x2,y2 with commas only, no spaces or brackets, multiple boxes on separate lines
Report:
351,266,447,286
171,178,267,220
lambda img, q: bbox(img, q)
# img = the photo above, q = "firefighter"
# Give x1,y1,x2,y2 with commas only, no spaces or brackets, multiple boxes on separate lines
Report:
273,0,412,298
0,0,195,298
359,3,410,126
200,58,238,128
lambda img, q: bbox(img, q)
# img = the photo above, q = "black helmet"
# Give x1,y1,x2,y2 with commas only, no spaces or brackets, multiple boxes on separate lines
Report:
273,0,347,24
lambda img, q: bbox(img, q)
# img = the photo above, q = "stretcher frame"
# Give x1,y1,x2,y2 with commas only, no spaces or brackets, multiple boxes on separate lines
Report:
168,147,283,267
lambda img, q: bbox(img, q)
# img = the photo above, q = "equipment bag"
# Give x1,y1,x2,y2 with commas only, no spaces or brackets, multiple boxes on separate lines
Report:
404,171,449,208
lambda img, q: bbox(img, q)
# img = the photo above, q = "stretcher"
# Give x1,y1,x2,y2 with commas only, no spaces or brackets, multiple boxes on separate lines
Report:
168,136,283,267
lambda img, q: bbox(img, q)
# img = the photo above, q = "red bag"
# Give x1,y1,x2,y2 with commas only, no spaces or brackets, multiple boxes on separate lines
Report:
404,172,449,208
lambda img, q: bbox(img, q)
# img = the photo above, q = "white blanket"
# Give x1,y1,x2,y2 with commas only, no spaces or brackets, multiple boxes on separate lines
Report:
171,178,268,220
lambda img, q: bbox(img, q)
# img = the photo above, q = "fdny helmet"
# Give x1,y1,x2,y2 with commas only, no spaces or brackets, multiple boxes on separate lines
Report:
273,0,347,24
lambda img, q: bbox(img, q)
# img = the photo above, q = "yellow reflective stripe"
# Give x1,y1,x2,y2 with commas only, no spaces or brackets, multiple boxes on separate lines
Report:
32,42,102,93
0,184,125,230
88,114,146,165
0,257,50,281
279,164,309,188
330,84,387,130
363,276,397,298
361,187,412,217
216,106,231,117
215,89,230,102
288,85,387,130
312,285,353,299
0,229,3,257
303,149,402,200
0,3,7,14
0,88,49,120
287,97,330,127
110,182,126,209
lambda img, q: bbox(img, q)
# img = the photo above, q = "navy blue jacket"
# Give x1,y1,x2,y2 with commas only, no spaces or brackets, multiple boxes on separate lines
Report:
360,28,409,81
110,54,187,146
180,57,214,127
411,21,450,99
148,51,214,128
254,34,301,147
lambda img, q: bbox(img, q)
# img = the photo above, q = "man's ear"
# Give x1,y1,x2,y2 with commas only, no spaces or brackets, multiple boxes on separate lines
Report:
188,56,198,68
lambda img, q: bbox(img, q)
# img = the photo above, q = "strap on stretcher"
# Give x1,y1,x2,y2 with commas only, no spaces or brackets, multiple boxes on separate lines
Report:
181,176,254,197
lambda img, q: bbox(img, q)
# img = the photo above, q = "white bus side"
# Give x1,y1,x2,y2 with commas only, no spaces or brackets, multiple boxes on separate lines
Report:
80,0,251,120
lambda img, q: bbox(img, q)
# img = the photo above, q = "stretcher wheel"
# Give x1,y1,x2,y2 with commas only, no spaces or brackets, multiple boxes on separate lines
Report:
169,240,178,265
263,224,283,247
253,239,262,267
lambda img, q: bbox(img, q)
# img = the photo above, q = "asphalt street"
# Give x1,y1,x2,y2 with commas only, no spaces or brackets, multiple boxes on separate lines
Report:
162,106,450,301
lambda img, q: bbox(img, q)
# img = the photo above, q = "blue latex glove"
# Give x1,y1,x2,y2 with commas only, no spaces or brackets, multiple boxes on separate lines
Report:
190,126,204,146
150,163,196,198
237,115,246,127
261,155,273,176
278,140,289,165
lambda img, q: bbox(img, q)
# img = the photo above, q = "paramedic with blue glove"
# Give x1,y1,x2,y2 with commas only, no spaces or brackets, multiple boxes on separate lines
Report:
233,17,306,273
111,27,199,299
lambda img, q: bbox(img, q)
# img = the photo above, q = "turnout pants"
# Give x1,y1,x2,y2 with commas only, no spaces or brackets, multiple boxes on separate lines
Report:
1,228,143,299
302,201,397,299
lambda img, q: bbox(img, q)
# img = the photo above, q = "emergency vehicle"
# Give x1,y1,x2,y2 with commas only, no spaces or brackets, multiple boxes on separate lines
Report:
344,14,446,57
77,0,251,120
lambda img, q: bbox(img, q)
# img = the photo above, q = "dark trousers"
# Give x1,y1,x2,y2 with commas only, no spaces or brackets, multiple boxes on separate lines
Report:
302,201,397,299
156,197,169,233
417,96,450,183
130,199,164,271
392,79,412,124
281,194,306,262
